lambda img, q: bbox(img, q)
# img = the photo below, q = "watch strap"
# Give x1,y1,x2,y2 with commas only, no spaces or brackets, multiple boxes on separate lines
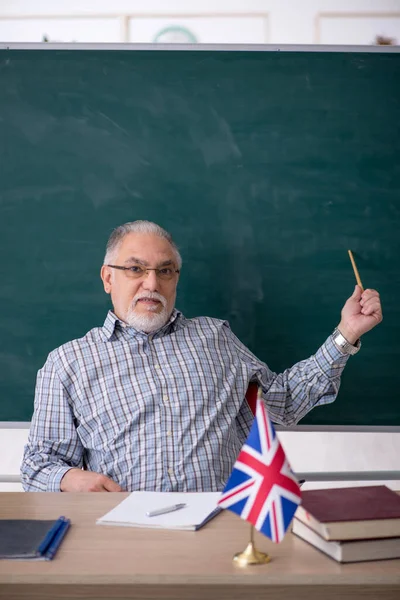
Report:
332,328,361,355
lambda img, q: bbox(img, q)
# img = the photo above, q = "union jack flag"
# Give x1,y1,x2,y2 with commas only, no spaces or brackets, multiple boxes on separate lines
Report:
218,391,302,542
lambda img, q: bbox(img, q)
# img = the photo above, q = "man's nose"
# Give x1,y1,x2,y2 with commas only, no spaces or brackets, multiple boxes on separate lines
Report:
141,269,158,291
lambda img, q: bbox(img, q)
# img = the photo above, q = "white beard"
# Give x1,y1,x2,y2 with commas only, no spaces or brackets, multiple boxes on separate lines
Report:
124,292,170,333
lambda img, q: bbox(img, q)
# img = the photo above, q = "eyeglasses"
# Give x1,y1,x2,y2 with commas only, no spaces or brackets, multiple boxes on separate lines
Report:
106,264,180,281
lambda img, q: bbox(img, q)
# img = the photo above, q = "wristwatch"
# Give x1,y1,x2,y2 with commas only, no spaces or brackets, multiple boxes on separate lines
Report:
332,328,361,355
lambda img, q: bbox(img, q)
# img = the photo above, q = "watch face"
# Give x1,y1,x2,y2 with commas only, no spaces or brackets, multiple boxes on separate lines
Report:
153,26,198,44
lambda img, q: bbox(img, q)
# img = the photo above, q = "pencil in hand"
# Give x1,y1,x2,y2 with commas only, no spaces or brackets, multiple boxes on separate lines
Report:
347,250,364,293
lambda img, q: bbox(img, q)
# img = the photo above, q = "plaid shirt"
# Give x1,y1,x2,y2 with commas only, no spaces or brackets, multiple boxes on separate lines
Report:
21,310,349,492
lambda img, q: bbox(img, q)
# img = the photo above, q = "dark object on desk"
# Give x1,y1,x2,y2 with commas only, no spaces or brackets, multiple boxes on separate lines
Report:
292,518,400,563
295,486,400,541
0,517,70,560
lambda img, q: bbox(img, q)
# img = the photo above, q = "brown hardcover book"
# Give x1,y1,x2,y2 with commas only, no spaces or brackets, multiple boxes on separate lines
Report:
292,518,400,563
295,486,400,541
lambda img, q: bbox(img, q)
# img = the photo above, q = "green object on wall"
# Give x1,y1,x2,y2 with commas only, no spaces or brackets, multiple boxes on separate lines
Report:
0,48,399,426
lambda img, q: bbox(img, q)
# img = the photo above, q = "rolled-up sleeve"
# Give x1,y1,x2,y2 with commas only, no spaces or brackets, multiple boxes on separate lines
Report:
20,356,84,491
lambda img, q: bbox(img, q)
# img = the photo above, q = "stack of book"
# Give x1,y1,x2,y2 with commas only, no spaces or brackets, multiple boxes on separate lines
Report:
292,485,400,563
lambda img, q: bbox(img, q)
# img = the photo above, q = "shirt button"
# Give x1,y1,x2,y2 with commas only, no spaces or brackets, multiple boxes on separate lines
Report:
166,431,172,437
168,468,174,475
163,395,169,402
155,365,160,370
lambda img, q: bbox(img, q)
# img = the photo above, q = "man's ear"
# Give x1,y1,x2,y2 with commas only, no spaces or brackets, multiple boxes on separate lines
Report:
100,265,112,294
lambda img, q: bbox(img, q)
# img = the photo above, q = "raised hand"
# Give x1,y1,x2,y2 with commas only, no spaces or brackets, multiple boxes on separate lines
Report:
337,285,383,344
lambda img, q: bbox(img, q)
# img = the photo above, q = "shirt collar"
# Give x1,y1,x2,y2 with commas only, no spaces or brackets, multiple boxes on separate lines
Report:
102,308,183,341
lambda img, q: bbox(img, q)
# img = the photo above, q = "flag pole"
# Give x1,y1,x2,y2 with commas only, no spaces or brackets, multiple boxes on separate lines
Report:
233,525,271,566
220,386,301,566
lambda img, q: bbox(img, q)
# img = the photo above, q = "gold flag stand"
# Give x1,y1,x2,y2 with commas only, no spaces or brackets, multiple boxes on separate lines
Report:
233,525,271,566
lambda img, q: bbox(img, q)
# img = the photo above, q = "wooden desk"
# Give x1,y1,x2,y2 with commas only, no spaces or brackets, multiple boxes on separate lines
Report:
0,493,399,600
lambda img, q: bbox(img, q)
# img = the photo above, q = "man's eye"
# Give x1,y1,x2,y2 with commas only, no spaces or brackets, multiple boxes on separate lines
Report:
159,268,172,275
129,266,143,273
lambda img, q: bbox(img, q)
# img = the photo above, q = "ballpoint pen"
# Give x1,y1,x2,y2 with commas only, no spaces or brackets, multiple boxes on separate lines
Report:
146,503,187,517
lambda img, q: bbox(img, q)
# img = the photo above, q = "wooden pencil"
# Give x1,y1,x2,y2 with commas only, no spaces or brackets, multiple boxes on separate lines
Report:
348,250,364,293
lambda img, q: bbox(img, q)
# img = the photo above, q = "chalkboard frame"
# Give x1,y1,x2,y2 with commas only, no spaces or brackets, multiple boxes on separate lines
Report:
2,42,400,52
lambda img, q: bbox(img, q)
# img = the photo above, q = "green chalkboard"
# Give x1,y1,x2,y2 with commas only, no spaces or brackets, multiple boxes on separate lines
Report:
0,47,399,426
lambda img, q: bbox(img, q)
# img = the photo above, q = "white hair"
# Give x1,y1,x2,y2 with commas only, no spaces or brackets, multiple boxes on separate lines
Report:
104,220,182,268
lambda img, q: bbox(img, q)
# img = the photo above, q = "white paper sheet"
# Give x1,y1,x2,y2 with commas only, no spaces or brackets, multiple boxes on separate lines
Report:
96,491,222,530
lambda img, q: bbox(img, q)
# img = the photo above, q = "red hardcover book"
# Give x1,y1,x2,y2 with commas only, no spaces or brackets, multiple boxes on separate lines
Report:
295,486,400,541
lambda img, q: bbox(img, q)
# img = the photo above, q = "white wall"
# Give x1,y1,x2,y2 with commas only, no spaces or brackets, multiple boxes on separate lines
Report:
0,0,399,490
0,0,400,45
2,429,400,492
